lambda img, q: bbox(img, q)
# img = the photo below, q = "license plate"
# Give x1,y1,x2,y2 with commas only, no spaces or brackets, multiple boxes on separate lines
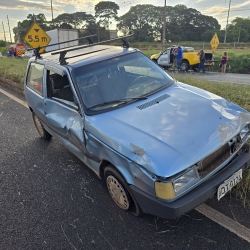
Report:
217,169,242,201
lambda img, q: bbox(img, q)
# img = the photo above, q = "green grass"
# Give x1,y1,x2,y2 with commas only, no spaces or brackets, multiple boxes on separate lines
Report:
174,74,250,111
0,57,28,84
0,49,250,206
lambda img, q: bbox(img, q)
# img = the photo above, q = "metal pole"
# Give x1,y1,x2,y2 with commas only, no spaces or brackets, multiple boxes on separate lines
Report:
51,0,54,26
7,15,12,43
74,13,76,29
237,24,241,43
2,21,6,42
224,0,231,43
162,0,167,51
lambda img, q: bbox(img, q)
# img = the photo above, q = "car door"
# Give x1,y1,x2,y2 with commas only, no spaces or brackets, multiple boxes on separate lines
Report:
157,48,171,66
24,61,46,123
43,66,87,163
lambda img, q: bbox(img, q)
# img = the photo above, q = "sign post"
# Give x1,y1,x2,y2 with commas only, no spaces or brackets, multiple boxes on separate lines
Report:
24,23,51,53
210,33,220,52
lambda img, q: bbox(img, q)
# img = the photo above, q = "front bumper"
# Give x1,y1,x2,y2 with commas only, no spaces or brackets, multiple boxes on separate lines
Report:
130,152,250,219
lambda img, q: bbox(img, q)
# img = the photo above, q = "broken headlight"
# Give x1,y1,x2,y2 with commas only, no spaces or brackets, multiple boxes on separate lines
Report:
239,124,250,141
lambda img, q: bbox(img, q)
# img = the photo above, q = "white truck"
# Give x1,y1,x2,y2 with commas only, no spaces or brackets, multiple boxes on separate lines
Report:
45,29,79,52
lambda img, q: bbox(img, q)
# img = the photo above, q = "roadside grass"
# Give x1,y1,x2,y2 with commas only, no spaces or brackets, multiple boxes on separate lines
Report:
0,55,250,206
174,74,250,111
0,57,28,84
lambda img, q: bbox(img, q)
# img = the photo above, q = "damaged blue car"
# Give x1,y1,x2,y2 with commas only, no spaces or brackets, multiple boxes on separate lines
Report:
24,36,250,219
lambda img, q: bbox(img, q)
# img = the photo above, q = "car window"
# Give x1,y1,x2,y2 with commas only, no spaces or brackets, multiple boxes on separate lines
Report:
26,63,44,96
47,71,75,105
162,49,170,55
73,52,173,111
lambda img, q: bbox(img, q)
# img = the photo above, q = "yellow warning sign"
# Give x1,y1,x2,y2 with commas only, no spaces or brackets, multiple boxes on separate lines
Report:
210,33,219,52
24,23,51,53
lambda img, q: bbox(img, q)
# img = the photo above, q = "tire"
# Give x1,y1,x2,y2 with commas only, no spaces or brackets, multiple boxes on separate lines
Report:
104,164,143,217
32,112,52,140
181,60,190,71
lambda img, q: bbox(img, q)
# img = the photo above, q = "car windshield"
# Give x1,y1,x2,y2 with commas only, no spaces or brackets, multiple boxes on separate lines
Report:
73,51,173,111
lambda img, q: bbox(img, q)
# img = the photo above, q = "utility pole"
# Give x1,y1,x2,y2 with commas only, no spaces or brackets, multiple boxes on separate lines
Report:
237,23,242,43
7,15,12,43
162,0,167,51
2,21,6,42
74,13,77,29
51,0,54,26
224,0,231,43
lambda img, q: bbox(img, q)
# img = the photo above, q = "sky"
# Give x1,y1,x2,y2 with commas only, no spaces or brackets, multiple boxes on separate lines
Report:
0,0,250,42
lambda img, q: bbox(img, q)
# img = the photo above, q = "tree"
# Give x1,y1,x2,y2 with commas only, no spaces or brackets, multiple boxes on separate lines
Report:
165,5,220,41
0,40,6,47
226,17,250,42
95,1,119,29
53,13,74,29
118,5,159,41
13,13,49,43
118,4,221,42
53,12,95,29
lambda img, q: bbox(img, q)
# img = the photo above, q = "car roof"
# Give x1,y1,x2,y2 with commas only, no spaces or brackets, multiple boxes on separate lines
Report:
32,45,138,68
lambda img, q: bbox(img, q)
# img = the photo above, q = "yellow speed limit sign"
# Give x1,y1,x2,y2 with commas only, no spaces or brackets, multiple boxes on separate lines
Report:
24,22,51,53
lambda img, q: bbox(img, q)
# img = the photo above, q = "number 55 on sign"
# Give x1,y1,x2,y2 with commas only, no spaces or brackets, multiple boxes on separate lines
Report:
24,22,51,53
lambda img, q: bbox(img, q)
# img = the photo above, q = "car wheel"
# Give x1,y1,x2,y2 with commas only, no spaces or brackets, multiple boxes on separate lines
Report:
104,165,143,217
32,112,52,140
181,60,190,71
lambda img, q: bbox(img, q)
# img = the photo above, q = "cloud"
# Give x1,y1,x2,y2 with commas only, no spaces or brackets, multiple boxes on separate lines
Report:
202,0,250,15
0,0,51,11
56,0,98,12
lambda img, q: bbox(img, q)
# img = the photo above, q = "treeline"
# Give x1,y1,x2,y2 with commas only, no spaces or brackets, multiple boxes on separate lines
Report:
10,1,250,44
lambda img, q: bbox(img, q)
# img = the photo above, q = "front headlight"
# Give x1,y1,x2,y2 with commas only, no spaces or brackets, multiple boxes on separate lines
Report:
240,124,250,140
155,167,200,200
173,168,200,194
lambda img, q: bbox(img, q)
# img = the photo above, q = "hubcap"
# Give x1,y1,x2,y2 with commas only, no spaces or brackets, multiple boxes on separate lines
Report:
106,175,130,210
34,115,44,137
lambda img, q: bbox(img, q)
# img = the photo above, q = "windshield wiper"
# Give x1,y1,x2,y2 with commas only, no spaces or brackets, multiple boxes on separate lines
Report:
86,97,148,110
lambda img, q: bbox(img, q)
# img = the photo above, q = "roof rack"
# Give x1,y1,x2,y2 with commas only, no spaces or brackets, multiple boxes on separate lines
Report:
51,35,132,65
32,34,96,60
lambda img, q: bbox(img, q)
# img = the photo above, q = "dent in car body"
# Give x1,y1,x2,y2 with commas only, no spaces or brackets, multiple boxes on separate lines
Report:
84,129,156,196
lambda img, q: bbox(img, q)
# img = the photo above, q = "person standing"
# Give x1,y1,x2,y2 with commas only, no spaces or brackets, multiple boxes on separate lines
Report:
9,49,13,58
176,46,183,71
198,49,205,73
172,47,178,71
221,52,228,73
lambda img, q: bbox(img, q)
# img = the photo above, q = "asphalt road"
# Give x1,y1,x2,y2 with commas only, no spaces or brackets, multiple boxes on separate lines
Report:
168,71,250,85
1,84,250,249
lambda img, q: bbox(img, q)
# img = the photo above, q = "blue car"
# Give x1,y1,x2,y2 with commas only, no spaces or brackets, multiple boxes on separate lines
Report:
24,37,250,219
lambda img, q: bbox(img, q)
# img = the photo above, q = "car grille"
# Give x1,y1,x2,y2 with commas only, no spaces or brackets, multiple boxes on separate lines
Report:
197,143,231,178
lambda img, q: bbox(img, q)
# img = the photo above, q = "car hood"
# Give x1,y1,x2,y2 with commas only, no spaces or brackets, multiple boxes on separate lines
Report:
85,82,250,177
